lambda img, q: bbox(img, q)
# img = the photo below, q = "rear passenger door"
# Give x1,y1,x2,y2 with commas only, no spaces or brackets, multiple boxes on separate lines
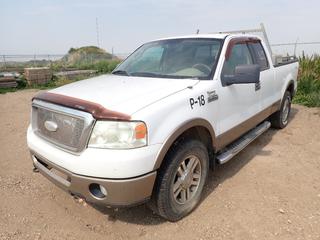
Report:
248,41,276,111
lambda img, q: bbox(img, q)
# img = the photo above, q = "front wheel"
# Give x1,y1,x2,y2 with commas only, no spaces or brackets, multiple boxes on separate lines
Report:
150,139,209,222
270,91,292,129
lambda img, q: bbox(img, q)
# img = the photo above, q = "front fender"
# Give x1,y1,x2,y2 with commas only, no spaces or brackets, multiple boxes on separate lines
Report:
153,118,217,170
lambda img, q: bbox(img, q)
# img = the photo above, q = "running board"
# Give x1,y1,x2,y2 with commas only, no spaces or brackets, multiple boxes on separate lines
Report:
216,121,271,164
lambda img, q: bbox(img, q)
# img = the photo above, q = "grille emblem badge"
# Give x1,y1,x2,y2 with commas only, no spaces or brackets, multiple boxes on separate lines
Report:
44,120,58,132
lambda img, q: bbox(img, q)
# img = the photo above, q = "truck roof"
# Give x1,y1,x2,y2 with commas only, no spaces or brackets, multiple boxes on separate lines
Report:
154,33,228,41
154,33,262,41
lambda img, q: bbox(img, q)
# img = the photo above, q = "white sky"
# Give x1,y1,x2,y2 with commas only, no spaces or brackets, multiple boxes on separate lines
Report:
1,0,320,56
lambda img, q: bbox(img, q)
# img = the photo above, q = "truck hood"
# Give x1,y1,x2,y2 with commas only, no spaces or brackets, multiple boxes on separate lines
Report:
50,74,199,115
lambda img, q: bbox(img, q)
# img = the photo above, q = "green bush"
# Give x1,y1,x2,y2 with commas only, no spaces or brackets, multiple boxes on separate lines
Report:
293,55,320,107
93,60,120,73
16,79,27,89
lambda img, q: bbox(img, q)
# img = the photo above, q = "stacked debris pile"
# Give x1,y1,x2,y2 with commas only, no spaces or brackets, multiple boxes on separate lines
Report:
0,72,19,88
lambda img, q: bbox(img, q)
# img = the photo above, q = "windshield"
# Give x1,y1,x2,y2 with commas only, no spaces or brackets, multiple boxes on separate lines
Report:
113,38,223,80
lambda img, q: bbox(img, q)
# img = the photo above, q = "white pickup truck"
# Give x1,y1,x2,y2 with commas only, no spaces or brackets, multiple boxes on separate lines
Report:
27,33,299,221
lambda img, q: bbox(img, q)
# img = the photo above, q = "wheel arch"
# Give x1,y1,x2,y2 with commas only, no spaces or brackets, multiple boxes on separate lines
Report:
276,80,295,111
153,118,217,170
286,80,295,98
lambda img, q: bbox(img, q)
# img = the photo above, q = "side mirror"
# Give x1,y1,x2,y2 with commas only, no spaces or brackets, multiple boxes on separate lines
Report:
222,64,260,86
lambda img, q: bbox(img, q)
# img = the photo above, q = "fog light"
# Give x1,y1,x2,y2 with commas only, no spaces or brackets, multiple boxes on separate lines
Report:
89,183,108,199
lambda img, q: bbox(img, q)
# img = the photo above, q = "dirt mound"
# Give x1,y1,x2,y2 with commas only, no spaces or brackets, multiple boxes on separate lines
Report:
62,46,114,65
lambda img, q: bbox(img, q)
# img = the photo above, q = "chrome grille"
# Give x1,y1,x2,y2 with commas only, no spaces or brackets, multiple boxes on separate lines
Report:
32,99,95,153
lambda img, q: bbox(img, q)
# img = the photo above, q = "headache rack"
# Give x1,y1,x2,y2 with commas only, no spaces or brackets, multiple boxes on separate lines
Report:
212,23,297,66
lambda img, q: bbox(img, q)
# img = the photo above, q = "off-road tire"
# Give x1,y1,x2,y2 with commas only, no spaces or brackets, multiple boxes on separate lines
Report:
149,139,209,222
270,91,292,129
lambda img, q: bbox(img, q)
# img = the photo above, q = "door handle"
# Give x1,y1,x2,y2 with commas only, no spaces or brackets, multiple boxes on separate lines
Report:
255,81,261,91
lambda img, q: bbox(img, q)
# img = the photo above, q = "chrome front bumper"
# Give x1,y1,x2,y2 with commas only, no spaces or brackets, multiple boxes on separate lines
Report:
31,151,157,207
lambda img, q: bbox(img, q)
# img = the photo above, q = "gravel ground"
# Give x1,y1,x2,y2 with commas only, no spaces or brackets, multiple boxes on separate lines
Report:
0,89,320,240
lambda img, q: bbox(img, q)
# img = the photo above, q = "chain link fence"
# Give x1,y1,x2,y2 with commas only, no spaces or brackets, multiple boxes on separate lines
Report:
1,43,319,73
0,53,129,73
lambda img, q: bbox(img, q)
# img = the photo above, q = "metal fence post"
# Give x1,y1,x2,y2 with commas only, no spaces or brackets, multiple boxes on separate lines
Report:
3,55,6,70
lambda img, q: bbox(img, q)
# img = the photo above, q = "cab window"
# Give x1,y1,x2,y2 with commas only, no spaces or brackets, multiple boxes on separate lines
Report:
222,43,253,76
249,42,269,71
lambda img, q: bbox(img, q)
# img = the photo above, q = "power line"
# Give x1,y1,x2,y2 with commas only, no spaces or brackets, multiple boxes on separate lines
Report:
271,42,320,46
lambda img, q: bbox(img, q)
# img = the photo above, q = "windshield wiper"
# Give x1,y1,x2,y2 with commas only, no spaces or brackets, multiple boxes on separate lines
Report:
130,72,159,77
131,71,200,79
112,70,130,76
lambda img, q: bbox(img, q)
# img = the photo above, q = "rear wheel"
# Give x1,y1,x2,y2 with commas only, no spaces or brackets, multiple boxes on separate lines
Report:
150,139,209,222
270,91,292,129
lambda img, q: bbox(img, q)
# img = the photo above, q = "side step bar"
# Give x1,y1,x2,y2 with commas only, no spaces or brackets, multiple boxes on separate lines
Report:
216,121,271,164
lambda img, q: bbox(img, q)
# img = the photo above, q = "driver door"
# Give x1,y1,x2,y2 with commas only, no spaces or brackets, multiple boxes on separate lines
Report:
216,40,262,148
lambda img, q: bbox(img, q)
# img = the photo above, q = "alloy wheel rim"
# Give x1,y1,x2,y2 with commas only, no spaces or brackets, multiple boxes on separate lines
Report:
172,155,202,205
282,97,290,125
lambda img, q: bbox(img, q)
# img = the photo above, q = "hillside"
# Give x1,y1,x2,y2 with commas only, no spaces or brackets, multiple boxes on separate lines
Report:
62,46,114,65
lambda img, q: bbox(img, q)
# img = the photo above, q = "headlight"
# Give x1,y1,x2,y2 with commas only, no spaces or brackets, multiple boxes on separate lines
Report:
88,121,147,149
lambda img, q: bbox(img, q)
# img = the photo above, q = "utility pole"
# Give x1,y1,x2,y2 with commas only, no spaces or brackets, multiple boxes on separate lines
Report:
96,17,100,48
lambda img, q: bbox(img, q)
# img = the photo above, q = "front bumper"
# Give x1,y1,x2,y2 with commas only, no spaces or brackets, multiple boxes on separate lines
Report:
31,152,157,206
27,126,161,178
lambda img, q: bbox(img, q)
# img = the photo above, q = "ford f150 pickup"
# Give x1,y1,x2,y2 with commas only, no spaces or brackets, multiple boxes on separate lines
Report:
27,32,299,221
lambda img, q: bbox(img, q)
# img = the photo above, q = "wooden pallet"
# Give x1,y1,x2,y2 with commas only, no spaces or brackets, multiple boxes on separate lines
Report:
24,67,52,85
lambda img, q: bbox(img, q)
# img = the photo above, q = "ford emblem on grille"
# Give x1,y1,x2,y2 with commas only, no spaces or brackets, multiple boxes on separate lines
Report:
44,120,58,132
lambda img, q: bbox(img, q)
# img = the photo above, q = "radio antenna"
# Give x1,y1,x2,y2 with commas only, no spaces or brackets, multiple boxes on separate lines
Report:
96,17,100,47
